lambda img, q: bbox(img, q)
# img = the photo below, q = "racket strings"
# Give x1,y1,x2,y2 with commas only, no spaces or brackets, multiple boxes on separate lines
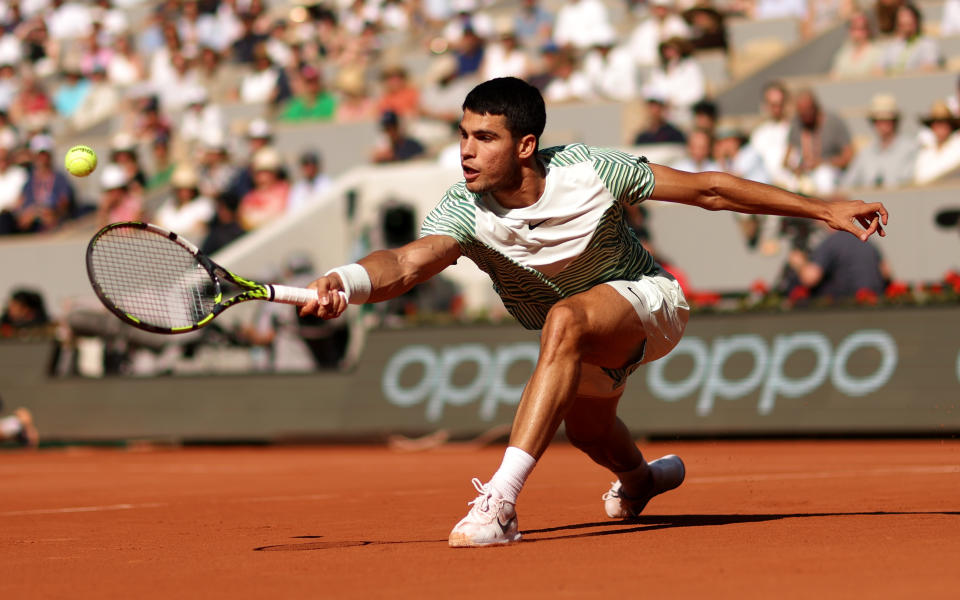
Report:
89,227,217,329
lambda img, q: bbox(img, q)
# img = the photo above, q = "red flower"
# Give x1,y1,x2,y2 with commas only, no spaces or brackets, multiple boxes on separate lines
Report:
884,281,910,299
927,283,943,295
788,286,810,302
855,288,878,305
750,279,770,296
944,270,960,286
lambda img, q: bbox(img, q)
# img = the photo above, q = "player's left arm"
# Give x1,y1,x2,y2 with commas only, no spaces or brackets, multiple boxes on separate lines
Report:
647,164,888,241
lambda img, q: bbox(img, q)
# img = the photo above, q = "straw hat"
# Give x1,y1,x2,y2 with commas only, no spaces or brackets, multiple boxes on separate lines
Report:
171,165,199,189
868,93,900,121
252,146,283,171
920,100,960,129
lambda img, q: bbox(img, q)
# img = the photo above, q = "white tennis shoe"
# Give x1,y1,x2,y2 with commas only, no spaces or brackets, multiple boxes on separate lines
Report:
448,478,521,548
602,454,685,519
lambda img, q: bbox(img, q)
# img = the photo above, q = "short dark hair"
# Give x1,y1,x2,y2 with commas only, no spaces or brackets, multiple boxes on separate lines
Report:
462,77,546,147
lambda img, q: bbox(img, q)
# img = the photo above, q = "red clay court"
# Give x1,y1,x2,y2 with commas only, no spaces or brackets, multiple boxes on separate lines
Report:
2,440,959,598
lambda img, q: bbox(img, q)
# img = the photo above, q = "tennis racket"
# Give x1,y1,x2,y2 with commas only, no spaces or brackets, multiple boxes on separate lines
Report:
86,221,334,334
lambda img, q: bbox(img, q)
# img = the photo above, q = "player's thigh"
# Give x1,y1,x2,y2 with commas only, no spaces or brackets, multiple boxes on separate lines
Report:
545,284,647,369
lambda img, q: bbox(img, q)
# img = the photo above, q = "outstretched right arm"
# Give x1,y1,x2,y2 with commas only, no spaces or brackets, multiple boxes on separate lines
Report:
298,234,462,319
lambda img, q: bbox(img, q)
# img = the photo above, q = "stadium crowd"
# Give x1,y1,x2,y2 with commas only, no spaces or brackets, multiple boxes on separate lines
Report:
0,0,958,306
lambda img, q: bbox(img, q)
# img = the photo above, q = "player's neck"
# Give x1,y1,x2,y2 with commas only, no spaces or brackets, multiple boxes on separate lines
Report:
491,157,546,209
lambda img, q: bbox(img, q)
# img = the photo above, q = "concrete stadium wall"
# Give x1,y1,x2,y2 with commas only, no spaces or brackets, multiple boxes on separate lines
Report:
3,305,959,441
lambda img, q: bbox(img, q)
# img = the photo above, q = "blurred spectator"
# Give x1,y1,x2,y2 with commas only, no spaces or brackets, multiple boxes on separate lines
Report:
158,50,201,113
672,128,719,172
287,150,333,214
942,0,960,37
0,404,38,448
515,0,554,50
750,81,792,187
442,1,494,42
879,3,941,74
154,165,215,242
238,44,287,105
145,134,174,190
78,26,112,75
527,43,560,91
264,19,294,69
45,0,94,41
371,111,425,163
0,135,72,234
682,4,727,52
830,11,882,79
197,138,238,199
803,0,855,38
543,49,593,103
483,18,530,81
10,71,53,131
628,0,690,68
0,63,18,111
583,27,637,102
786,226,888,301
840,94,917,189
196,45,232,101
874,0,905,35
109,132,147,192
53,62,90,119
1,288,49,334
914,100,960,185
691,99,719,136
0,146,27,213
178,0,220,54
149,20,182,87
377,65,419,119
279,65,337,122
227,118,273,199
420,54,475,125
21,17,57,78
645,37,706,124
238,146,290,230
454,27,486,79
783,89,853,195
97,163,144,227
334,67,377,123
714,128,769,183
554,0,613,50
71,66,119,131
201,192,245,255
179,86,224,149
633,93,686,144
134,96,172,148
107,35,147,88
232,11,269,64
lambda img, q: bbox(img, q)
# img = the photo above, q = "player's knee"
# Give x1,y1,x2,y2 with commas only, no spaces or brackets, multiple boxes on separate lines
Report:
541,302,585,358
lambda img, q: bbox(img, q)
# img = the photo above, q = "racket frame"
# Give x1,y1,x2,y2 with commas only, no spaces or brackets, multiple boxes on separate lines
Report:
86,221,300,335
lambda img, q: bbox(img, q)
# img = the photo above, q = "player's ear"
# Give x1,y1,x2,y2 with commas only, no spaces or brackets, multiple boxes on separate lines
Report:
517,133,537,160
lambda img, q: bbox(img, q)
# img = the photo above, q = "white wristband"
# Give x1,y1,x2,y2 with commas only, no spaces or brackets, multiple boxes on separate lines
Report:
325,263,372,304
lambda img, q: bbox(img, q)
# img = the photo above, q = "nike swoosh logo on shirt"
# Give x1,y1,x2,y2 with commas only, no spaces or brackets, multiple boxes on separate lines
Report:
528,219,549,230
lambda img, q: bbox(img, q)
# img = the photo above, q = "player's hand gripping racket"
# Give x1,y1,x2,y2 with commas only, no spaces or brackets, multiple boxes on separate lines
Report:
86,221,337,334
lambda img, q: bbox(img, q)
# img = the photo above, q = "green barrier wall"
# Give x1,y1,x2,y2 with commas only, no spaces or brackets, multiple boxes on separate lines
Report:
2,306,959,441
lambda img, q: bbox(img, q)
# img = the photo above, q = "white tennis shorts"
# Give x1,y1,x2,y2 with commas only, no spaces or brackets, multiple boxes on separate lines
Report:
577,270,690,398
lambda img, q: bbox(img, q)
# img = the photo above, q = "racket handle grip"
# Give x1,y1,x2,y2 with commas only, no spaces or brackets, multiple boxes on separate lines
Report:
270,285,347,306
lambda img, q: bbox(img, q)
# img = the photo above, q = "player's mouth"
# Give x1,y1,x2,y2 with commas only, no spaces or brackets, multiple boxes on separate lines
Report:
462,165,479,182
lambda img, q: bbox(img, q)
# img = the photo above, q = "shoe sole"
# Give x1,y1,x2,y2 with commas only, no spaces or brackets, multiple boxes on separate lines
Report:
448,531,522,548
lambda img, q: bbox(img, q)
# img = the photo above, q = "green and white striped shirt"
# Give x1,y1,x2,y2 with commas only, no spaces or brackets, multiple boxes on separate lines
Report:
421,143,658,329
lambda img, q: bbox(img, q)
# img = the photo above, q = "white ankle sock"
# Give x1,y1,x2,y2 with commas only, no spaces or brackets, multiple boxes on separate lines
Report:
0,415,22,438
616,463,653,498
488,446,537,504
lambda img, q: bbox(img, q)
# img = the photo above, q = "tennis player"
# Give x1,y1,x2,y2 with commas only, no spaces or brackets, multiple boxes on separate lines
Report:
300,77,888,547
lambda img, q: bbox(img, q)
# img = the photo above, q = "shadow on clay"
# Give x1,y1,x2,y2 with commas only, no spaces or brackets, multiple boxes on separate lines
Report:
253,511,960,551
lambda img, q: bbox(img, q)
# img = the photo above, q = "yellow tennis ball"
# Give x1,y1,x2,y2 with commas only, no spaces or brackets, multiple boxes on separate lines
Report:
65,145,98,177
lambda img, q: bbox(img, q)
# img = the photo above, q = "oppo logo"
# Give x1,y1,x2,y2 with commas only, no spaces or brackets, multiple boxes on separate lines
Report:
382,343,539,422
381,329,901,422
646,330,899,415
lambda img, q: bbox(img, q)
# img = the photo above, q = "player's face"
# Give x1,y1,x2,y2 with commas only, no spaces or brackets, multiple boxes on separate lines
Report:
459,110,523,194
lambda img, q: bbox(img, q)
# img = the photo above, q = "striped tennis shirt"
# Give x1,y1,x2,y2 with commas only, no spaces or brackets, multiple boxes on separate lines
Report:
420,143,659,329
